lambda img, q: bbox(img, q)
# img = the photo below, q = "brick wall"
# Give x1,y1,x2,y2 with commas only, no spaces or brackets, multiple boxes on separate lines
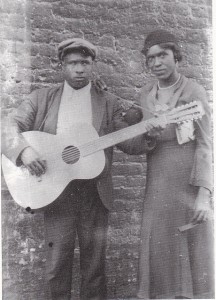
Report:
1,0,212,299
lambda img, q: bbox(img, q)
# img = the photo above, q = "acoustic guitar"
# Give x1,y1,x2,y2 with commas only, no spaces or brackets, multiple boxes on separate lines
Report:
2,101,204,210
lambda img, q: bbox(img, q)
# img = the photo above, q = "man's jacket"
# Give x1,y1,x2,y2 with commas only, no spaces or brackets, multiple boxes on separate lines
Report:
2,82,151,210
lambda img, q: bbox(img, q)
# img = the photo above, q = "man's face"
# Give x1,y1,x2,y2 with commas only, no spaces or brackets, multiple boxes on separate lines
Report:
146,45,177,80
62,51,93,89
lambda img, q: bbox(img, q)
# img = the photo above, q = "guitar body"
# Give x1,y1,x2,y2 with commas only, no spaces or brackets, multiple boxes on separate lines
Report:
2,123,105,210
2,101,204,210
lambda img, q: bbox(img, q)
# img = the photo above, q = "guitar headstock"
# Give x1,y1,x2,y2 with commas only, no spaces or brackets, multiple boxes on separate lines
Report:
165,101,205,124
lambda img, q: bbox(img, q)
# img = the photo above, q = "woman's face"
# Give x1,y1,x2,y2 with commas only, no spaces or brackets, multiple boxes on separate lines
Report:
146,45,177,81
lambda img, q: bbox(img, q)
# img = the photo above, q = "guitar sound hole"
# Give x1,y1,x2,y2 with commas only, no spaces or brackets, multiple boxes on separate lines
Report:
62,146,80,164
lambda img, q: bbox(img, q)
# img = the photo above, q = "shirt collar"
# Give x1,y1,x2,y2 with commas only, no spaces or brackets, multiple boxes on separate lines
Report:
63,80,91,96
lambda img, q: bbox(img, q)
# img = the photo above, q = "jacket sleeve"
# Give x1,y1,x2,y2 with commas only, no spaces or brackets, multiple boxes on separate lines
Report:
112,99,157,155
189,85,213,192
1,90,38,165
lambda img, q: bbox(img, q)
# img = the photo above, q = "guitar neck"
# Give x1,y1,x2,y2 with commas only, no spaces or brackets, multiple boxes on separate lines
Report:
81,120,151,157
79,100,202,158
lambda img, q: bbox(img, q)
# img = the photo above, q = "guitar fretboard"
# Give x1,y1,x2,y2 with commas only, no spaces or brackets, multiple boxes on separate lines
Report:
79,101,202,157
80,118,159,157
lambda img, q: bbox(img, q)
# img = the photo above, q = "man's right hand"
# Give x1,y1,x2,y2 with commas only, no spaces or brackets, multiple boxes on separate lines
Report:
21,147,47,176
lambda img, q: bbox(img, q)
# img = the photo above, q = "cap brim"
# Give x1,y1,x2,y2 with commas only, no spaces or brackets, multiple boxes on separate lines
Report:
60,45,96,60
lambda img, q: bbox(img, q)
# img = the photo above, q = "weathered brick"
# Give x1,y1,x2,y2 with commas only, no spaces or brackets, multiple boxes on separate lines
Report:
177,15,210,29
112,162,145,176
31,43,56,58
30,55,51,70
191,5,211,18
162,2,191,16
114,186,145,200
188,0,211,5
130,14,162,26
74,0,132,9
113,151,146,163
34,69,62,84
113,86,140,102
97,35,115,48
1,0,212,298
117,38,143,51
31,14,65,31
52,3,88,19
131,0,161,13
32,0,59,2
185,29,209,43
126,175,146,187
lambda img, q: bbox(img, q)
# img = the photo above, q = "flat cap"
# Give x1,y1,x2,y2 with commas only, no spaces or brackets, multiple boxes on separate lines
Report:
58,38,98,61
142,29,178,56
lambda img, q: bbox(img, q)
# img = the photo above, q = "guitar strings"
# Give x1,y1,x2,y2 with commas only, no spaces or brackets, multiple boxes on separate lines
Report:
64,118,160,159
78,105,197,157
78,121,150,157
59,103,198,162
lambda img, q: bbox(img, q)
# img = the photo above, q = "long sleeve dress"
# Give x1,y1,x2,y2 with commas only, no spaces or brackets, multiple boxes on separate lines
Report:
136,75,214,299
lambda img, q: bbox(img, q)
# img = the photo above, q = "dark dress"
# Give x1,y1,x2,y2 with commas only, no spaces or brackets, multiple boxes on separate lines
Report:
136,76,214,299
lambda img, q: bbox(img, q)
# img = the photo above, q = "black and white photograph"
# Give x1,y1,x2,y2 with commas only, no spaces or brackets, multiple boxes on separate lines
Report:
1,0,214,299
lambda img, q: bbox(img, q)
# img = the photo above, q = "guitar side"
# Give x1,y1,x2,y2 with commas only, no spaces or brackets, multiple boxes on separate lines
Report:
2,123,106,210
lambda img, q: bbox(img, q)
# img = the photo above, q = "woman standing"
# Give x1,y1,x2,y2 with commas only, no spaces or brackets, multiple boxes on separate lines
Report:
136,30,214,299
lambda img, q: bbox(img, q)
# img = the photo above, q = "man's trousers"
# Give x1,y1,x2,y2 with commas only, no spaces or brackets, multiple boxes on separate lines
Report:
44,180,109,300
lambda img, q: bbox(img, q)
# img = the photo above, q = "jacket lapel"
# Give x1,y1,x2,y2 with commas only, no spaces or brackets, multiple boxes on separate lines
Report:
43,84,64,134
91,84,106,133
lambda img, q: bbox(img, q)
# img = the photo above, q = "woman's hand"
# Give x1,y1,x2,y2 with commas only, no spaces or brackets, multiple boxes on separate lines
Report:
93,76,107,92
191,187,212,224
145,118,166,138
